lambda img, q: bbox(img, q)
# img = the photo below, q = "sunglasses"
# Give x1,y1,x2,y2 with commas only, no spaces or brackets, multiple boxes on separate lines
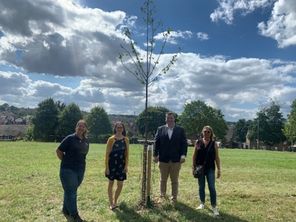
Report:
203,130,211,134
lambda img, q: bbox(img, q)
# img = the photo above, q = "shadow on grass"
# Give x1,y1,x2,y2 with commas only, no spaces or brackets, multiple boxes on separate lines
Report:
113,202,153,222
173,202,248,222
114,201,248,222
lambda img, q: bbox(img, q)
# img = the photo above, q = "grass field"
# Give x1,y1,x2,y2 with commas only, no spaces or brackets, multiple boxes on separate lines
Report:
0,141,295,222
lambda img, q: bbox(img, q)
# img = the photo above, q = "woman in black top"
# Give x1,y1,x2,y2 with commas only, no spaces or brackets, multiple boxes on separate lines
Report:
192,125,221,216
56,120,89,222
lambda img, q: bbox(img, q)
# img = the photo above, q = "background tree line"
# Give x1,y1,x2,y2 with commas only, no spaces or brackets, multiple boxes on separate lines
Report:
233,100,296,149
27,98,229,143
20,97,296,148
27,98,112,143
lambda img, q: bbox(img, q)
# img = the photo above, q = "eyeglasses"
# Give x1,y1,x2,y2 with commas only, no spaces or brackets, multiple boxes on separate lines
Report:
203,131,210,134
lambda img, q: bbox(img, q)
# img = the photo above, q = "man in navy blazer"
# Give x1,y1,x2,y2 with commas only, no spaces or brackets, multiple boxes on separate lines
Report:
154,112,188,202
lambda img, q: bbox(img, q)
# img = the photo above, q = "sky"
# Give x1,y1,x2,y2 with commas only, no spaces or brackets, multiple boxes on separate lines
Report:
0,0,296,122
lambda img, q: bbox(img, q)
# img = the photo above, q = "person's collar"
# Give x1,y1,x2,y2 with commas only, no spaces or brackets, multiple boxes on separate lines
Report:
75,133,83,140
166,123,175,129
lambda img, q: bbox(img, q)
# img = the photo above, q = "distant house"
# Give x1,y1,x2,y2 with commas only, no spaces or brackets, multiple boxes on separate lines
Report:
0,125,28,140
0,115,7,125
15,118,25,124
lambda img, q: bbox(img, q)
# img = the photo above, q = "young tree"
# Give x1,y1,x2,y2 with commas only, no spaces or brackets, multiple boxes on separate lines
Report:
179,100,228,140
284,99,296,144
57,103,83,140
119,0,178,206
86,106,112,142
32,98,59,142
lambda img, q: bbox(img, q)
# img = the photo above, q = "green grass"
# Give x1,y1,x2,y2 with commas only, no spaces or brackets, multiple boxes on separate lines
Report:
0,142,295,222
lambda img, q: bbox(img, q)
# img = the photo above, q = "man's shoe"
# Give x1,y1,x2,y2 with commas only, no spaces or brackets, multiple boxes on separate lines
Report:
196,203,205,209
212,207,219,216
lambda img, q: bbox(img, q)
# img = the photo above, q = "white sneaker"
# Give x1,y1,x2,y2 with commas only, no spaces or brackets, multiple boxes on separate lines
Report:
212,207,219,216
196,203,205,209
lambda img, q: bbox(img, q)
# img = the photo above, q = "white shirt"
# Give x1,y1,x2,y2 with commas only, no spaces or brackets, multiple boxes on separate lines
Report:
167,127,173,139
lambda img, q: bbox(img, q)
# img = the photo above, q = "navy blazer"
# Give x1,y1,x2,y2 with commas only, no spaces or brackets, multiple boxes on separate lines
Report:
154,125,188,163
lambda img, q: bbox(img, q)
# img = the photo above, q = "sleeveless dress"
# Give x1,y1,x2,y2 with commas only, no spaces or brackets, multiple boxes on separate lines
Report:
106,138,127,181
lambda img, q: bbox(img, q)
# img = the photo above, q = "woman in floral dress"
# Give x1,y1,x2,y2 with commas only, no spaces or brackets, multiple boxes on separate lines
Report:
105,121,129,210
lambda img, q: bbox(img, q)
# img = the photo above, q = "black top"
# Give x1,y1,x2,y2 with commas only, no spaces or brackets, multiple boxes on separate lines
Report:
58,133,89,170
154,125,188,163
195,140,216,171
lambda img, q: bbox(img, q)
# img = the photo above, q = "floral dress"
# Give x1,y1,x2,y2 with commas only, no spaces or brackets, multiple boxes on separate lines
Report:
106,138,127,181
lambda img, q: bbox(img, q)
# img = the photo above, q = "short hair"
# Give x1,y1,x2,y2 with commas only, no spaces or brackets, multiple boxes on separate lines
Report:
166,112,175,118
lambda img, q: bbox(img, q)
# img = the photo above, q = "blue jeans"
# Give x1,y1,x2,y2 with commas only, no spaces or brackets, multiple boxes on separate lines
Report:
60,167,85,216
198,169,217,207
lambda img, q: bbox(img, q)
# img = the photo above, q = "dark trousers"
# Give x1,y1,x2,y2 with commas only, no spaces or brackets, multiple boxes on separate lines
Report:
60,167,85,216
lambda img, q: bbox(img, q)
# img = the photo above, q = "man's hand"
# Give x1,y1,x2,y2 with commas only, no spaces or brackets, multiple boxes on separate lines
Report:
180,156,186,163
153,156,159,163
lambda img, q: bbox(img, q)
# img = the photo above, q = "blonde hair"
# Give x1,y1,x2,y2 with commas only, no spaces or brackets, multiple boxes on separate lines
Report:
201,125,215,140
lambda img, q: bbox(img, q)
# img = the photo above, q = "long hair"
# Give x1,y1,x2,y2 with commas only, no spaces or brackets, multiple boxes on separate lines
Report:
201,125,215,140
113,121,126,136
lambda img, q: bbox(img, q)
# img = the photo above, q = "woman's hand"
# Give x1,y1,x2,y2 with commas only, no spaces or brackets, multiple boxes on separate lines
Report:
217,169,221,178
105,168,109,175
195,140,201,150
124,167,128,173
192,165,196,176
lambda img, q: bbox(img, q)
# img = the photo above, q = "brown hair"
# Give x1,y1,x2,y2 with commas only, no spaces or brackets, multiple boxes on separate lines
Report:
113,121,126,136
76,119,88,138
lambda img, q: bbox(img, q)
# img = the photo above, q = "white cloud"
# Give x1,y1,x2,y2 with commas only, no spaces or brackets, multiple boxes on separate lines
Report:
210,0,273,24
148,53,296,120
0,0,127,76
211,0,296,48
0,71,31,95
154,30,193,45
1,53,295,120
258,0,296,48
197,32,209,41
0,0,296,121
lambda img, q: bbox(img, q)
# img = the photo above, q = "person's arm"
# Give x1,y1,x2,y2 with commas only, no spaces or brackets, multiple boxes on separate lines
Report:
105,138,113,175
153,127,161,162
214,142,221,178
56,136,69,160
192,145,198,175
124,137,129,173
56,148,64,160
180,128,188,163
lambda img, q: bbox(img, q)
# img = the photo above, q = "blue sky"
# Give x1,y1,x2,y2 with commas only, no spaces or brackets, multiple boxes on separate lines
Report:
0,0,296,121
